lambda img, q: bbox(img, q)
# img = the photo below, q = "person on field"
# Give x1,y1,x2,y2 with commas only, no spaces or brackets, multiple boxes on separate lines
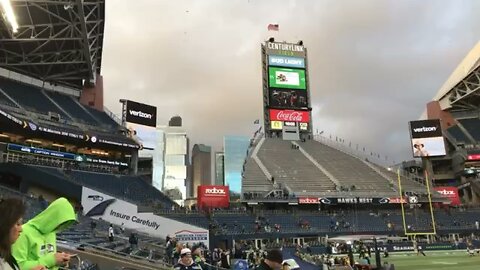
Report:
108,224,114,242
12,197,77,270
413,238,426,256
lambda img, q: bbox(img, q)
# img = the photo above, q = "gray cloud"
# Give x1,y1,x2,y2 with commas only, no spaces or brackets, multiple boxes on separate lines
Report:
101,0,480,163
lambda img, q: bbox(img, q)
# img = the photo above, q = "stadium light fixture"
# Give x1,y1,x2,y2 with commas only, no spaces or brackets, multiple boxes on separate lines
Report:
52,143,65,148
25,139,42,144
0,0,19,33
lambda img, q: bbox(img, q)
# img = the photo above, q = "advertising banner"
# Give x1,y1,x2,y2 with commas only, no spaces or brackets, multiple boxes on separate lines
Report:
268,55,305,68
124,100,157,127
434,187,461,205
269,109,310,123
269,67,306,89
7,143,76,160
299,122,308,131
7,143,129,166
298,197,320,204
269,89,308,109
197,185,230,209
319,197,391,205
266,42,305,57
0,108,26,126
123,100,158,155
409,119,446,157
270,121,283,130
467,154,480,161
81,186,209,247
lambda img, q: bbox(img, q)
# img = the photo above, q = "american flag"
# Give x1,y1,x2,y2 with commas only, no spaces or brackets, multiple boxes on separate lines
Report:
267,24,279,31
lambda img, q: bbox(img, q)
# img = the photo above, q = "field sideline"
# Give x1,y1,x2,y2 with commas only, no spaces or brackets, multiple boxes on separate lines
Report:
383,250,480,270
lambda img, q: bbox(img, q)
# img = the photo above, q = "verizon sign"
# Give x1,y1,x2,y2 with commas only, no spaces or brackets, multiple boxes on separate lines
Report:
434,187,461,206
124,100,157,127
197,185,229,209
270,109,309,123
298,197,319,204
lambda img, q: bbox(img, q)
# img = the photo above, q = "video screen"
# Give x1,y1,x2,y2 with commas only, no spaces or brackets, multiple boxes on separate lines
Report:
409,119,446,158
268,67,306,89
269,88,308,109
126,122,158,156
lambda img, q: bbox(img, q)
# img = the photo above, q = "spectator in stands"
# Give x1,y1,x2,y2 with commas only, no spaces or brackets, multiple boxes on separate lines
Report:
220,249,231,269
0,198,46,270
256,249,284,270
174,248,201,270
90,220,96,236
12,197,76,270
165,236,177,263
128,233,138,251
173,242,183,264
191,245,206,269
212,248,221,267
108,224,114,242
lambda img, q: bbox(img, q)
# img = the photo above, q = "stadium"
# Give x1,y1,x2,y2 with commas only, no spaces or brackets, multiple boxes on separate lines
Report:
0,1,479,270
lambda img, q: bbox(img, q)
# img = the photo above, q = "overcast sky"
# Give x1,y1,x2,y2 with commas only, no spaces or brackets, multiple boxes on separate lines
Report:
101,0,480,164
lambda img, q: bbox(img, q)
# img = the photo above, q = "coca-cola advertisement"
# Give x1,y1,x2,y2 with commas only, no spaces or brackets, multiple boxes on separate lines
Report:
434,187,461,206
269,109,310,123
197,185,230,209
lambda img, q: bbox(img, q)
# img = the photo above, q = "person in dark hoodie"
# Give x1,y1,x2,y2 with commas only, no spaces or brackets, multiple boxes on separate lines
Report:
256,249,284,270
0,198,46,270
12,197,77,270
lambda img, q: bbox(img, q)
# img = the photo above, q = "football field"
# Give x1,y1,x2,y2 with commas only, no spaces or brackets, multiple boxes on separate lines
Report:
384,250,480,270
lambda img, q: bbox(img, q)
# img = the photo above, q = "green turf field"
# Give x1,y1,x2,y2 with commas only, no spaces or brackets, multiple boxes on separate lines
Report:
383,250,480,270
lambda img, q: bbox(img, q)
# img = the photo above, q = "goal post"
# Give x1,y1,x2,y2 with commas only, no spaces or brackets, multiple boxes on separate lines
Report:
397,168,437,236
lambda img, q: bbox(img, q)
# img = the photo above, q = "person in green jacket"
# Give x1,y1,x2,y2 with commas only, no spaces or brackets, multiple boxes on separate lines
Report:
12,197,77,270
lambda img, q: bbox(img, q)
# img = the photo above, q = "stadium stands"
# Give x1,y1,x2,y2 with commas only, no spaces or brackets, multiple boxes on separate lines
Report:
0,76,69,118
159,207,480,236
0,89,17,107
447,124,470,143
256,139,336,194
369,162,430,194
242,158,273,193
0,76,121,131
302,140,394,193
46,91,98,125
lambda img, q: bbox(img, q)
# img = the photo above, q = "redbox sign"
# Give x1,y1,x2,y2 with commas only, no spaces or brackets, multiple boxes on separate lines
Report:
298,197,320,204
197,185,229,209
434,187,461,206
269,109,309,123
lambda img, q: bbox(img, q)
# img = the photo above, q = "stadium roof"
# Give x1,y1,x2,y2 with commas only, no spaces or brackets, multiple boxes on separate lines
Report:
422,41,480,118
0,0,104,90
